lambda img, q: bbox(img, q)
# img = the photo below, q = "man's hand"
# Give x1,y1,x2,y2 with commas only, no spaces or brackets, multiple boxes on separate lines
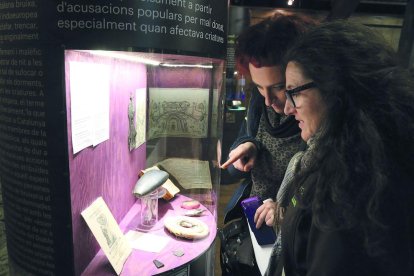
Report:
220,142,257,172
254,199,277,228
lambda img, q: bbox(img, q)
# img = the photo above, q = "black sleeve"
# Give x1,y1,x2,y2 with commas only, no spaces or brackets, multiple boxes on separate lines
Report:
306,226,368,276
229,88,264,151
282,207,373,276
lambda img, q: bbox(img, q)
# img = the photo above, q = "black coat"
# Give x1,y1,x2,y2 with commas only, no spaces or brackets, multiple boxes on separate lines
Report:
279,187,414,276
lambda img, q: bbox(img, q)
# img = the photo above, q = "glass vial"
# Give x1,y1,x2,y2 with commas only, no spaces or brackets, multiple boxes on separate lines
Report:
139,190,158,229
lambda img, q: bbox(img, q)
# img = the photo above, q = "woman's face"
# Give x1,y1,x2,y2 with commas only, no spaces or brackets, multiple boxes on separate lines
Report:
284,61,326,141
249,63,286,114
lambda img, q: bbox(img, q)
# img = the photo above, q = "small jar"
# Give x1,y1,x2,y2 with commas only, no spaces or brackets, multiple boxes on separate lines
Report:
139,190,158,229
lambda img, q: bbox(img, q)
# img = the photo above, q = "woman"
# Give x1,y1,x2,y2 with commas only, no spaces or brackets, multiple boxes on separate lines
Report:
278,21,414,275
219,12,317,276
221,12,316,227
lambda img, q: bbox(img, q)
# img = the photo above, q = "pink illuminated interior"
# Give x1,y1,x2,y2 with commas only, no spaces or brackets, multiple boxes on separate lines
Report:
64,50,223,275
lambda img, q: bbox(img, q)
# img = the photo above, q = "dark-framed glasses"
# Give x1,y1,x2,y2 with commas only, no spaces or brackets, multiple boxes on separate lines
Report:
285,81,317,108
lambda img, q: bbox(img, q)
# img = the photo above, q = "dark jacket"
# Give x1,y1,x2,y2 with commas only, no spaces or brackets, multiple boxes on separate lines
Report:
279,185,414,276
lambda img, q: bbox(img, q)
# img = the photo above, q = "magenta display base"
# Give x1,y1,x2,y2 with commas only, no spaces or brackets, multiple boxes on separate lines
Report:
82,194,217,275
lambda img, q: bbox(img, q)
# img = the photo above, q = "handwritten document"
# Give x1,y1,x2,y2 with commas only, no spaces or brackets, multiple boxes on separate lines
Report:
157,158,212,189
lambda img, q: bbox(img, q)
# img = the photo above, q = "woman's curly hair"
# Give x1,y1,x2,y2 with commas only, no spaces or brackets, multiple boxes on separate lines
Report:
284,21,414,257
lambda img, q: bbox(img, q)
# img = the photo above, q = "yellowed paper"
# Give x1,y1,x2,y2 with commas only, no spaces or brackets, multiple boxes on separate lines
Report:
157,158,212,189
148,88,209,139
81,197,132,275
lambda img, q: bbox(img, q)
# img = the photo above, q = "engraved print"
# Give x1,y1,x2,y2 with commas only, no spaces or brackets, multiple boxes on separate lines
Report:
148,88,209,139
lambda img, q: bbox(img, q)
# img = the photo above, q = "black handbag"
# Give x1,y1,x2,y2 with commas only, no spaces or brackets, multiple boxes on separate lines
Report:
218,218,260,276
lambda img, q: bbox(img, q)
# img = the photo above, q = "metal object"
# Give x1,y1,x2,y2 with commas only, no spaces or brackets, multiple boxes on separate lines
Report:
173,249,185,257
153,259,164,268
184,209,205,217
133,170,169,197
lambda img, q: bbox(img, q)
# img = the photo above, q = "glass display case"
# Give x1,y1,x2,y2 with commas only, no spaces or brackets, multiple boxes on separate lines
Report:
65,50,224,275
0,1,227,275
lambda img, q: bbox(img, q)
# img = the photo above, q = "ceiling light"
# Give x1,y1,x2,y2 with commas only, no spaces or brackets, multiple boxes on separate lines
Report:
159,63,213,69
88,50,161,66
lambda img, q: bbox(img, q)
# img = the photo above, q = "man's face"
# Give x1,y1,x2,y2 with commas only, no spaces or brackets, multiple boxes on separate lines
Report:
249,64,286,114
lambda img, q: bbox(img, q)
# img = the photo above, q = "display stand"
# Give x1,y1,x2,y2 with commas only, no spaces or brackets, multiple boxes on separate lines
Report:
83,194,216,275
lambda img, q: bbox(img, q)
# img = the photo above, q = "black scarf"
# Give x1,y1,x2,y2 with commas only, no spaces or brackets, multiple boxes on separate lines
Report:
262,102,300,138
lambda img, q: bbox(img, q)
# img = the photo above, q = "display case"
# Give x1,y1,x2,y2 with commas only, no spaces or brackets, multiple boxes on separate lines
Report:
0,1,227,275
66,50,225,275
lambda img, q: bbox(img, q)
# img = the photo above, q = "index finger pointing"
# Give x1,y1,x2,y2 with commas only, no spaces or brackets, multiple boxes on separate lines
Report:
220,151,244,169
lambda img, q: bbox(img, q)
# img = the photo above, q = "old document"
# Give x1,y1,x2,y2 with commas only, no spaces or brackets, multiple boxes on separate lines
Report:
158,158,212,189
81,197,132,275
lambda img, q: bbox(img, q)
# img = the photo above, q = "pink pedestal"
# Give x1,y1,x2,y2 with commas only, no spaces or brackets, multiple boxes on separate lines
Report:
82,194,217,275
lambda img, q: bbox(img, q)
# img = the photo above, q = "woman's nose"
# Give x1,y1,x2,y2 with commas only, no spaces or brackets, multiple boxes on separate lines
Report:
284,100,295,115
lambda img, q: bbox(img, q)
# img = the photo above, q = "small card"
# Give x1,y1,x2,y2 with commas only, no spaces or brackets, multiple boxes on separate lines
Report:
125,230,170,252
81,197,132,275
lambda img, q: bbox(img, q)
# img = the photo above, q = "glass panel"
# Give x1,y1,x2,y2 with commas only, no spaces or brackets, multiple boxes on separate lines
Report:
65,49,224,274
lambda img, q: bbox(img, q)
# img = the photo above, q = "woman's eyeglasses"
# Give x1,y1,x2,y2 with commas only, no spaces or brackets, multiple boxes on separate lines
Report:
285,82,317,108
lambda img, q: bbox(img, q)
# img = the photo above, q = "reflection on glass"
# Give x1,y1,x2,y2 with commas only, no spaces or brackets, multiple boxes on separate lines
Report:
66,49,224,275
